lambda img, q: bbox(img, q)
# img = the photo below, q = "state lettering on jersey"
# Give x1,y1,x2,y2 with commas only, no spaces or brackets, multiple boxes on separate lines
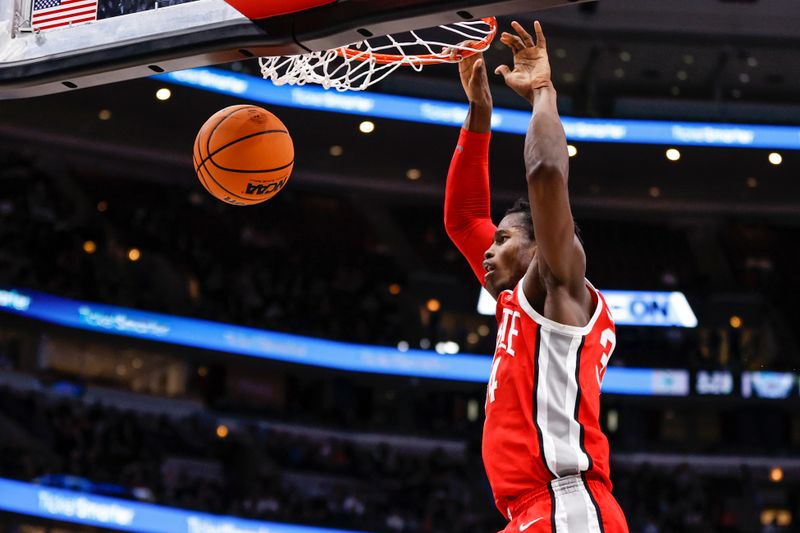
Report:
495,308,521,357
487,356,501,405
487,308,521,406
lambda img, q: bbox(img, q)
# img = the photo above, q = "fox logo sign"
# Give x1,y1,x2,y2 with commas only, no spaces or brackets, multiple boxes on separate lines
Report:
246,179,286,196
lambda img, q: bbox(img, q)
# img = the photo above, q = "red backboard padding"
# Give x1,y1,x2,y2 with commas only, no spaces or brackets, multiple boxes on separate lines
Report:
223,0,336,20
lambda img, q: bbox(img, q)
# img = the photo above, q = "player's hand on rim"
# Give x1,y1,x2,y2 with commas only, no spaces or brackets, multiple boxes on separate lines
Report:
494,20,553,103
443,40,492,107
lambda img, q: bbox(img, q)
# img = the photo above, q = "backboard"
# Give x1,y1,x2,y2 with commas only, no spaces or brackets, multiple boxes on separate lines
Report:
0,0,588,99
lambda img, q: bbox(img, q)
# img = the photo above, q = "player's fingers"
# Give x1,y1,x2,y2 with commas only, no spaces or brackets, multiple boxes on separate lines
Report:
494,64,511,78
511,20,535,47
472,58,485,77
500,32,525,53
457,39,480,58
533,20,547,49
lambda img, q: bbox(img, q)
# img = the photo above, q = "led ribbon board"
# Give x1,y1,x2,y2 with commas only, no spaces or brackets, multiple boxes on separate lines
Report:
742,371,796,399
0,288,686,395
158,68,800,150
477,288,698,328
0,477,367,533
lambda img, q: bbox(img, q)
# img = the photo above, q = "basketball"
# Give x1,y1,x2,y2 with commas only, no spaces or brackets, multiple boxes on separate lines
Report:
193,105,294,206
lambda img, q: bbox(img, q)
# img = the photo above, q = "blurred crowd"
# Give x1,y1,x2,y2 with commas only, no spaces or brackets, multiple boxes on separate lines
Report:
0,385,498,532
1,149,800,532
1,150,796,370
1,384,793,533
0,151,406,348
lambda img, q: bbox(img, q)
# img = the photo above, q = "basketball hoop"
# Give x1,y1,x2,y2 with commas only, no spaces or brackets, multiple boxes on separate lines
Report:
259,17,497,91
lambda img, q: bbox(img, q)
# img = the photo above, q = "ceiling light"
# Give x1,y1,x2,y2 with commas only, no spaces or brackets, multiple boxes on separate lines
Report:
607,409,619,432
746,177,758,188
676,70,688,81
359,120,375,134
329,145,343,156
567,145,578,158
426,298,441,312
649,186,661,198
406,168,421,180
666,148,681,161
729,315,743,329
619,51,631,62
98,109,112,121
435,341,460,355
128,248,141,262
155,87,171,101
83,240,97,254
769,152,783,165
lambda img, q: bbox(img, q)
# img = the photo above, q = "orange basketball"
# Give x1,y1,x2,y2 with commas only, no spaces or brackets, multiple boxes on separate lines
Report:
193,105,294,206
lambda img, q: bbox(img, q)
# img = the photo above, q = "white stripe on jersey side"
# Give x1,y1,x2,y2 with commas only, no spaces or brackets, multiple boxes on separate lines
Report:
567,335,591,471
580,479,604,533
553,484,569,532
535,328,591,477
551,475,602,533
536,328,557,475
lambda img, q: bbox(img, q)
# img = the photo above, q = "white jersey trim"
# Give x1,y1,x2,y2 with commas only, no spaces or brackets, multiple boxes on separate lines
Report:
517,277,604,336
551,474,603,533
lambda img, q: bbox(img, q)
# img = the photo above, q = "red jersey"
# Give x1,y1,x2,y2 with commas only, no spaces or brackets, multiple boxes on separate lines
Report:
443,128,623,526
483,278,617,517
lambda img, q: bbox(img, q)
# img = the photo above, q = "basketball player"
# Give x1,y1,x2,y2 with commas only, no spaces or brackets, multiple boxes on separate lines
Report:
444,21,629,532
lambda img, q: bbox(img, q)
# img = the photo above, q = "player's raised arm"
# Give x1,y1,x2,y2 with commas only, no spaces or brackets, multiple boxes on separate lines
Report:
494,21,586,293
443,44,498,291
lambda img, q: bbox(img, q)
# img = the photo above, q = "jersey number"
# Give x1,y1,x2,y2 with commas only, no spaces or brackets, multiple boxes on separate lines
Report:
596,328,616,387
487,356,502,404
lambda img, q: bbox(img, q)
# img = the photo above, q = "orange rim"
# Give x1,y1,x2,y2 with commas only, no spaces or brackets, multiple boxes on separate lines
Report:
337,17,497,66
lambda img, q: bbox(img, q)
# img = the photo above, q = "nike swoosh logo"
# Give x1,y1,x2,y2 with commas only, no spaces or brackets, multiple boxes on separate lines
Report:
519,517,544,531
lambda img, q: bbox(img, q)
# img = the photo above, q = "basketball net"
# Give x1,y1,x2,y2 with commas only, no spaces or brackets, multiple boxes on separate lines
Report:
259,17,497,91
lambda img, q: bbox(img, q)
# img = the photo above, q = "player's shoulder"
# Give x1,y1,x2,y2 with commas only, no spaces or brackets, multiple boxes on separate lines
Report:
587,282,616,333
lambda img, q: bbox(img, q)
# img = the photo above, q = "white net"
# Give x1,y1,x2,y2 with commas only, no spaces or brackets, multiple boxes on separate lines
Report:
259,18,496,92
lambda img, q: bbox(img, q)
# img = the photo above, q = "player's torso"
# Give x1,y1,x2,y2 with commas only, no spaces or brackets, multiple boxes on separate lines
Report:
482,278,616,514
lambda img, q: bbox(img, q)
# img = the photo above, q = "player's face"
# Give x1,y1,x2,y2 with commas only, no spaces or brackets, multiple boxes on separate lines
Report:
483,213,536,294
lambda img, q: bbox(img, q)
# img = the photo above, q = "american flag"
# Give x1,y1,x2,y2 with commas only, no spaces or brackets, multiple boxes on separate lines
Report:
31,0,98,32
